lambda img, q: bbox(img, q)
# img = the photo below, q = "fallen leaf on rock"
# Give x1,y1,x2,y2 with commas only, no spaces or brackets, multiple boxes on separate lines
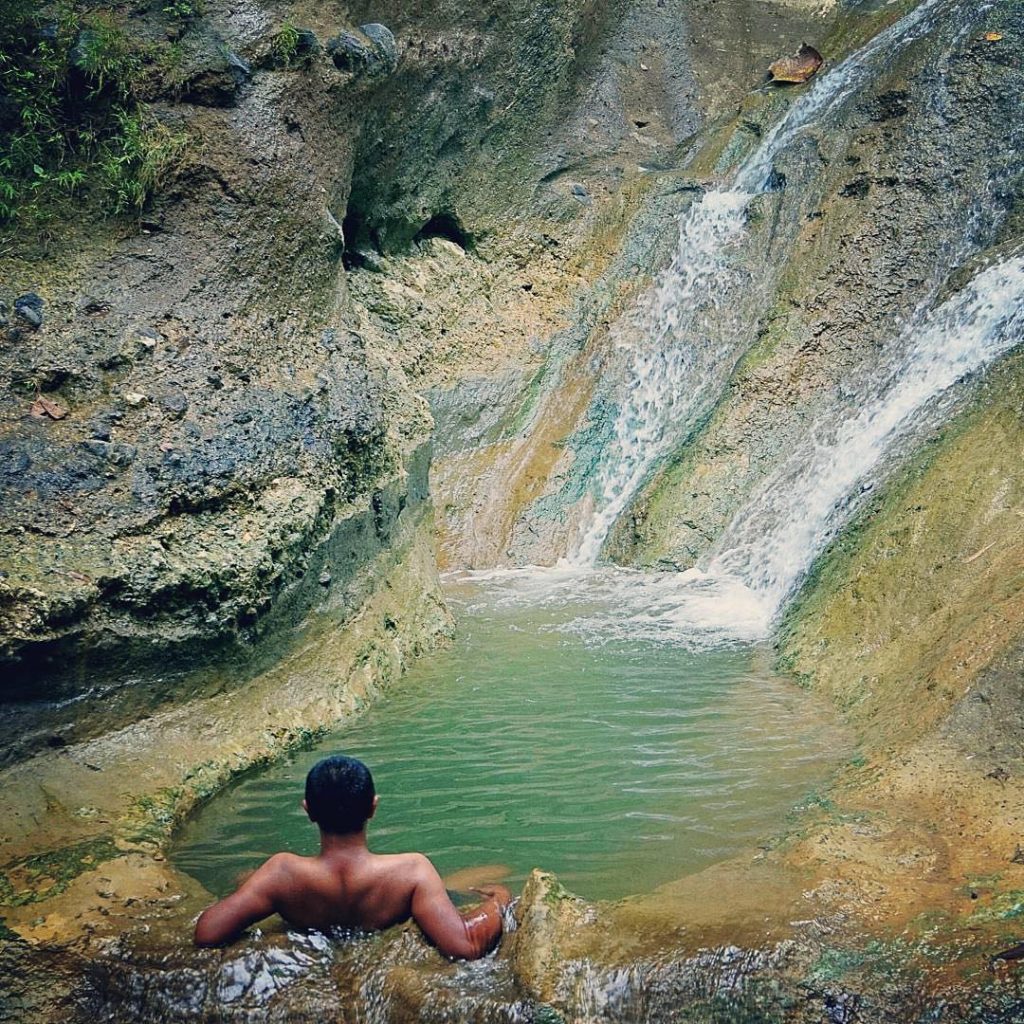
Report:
30,396,68,420
984,32,1003,42
769,43,823,84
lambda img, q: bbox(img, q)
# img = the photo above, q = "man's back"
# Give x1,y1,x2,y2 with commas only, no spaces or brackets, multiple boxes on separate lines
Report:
258,849,426,931
194,844,510,959
193,754,512,959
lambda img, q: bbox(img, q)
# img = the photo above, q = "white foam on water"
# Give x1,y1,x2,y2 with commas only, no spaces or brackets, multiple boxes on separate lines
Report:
448,564,772,650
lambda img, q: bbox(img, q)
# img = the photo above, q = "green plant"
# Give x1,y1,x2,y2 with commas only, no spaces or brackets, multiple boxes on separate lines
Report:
0,2,186,224
162,0,203,21
99,108,188,212
72,12,140,95
272,19,300,66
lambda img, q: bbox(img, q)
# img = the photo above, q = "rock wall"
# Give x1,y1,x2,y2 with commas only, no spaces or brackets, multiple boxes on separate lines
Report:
0,0,677,751
780,351,1024,752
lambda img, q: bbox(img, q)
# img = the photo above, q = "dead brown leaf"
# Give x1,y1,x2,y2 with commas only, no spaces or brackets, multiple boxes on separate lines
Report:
30,396,69,420
769,43,824,84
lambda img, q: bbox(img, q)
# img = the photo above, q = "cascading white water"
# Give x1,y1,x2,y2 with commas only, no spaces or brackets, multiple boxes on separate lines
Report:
488,0,1020,650
487,251,1023,649
568,190,751,565
713,253,1024,615
567,0,955,567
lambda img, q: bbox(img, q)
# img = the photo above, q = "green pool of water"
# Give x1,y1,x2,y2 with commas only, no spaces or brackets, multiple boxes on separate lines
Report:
174,573,850,901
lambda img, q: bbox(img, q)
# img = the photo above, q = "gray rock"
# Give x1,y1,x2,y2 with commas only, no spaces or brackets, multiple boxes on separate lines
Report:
327,23,398,77
14,293,43,329
570,182,592,205
159,391,189,418
179,35,253,107
360,23,398,70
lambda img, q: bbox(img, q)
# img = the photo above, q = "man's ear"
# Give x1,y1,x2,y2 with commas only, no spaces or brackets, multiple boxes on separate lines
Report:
369,795,379,819
302,798,313,821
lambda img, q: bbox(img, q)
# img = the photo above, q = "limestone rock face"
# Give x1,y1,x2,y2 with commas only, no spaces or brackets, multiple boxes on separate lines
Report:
0,0,667,742
601,5,1024,573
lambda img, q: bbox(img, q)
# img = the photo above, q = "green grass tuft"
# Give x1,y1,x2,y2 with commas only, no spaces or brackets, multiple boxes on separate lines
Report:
0,1,189,225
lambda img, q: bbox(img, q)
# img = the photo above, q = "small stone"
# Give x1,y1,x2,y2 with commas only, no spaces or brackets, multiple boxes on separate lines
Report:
128,328,159,357
570,183,592,205
81,439,111,458
124,392,147,408
14,293,44,329
327,23,398,77
319,570,332,586
90,418,113,441
360,23,398,68
108,443,137,467
160,391,189,418
77,295,110,315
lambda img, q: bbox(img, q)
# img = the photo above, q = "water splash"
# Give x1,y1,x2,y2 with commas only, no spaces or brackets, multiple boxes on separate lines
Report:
567,0,959,567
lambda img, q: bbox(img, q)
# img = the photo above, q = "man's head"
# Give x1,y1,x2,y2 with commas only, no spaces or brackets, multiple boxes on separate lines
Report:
303,754,377,835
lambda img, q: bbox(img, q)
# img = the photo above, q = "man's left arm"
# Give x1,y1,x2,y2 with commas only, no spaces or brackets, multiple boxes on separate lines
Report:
193,855,283,946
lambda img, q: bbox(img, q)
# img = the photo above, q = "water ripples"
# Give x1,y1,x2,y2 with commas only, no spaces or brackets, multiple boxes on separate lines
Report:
175,579,849,901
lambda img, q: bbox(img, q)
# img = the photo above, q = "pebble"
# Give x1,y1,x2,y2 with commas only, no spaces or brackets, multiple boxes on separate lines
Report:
14,293,44,329
124,392,147,408
160,391,189,418
327,22,397,76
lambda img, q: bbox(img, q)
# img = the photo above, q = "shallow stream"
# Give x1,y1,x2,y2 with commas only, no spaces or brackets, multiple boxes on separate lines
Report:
175,571,850,902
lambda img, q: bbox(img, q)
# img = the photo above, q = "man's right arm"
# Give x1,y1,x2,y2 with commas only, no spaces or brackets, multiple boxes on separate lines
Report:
409,855,512,960
193,855,284,946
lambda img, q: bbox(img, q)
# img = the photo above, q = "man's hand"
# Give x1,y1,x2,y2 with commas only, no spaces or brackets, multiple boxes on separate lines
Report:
411,856,512,960
468,884,512,908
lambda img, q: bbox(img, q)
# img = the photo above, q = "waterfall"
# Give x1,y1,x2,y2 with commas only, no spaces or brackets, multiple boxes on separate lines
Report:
712,252,1024,617
567,0,960,567
567,190,751,565
496,250,1022,651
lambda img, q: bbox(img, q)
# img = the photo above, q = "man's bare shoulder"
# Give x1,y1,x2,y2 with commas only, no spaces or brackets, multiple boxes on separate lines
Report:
372,851,436,881
254,851,313,885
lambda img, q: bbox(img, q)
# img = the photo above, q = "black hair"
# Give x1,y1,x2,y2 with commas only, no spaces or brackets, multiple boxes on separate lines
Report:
304,755,376,835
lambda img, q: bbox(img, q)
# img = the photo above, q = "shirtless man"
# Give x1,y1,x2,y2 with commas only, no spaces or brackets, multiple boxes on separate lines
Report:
193,754,512,959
